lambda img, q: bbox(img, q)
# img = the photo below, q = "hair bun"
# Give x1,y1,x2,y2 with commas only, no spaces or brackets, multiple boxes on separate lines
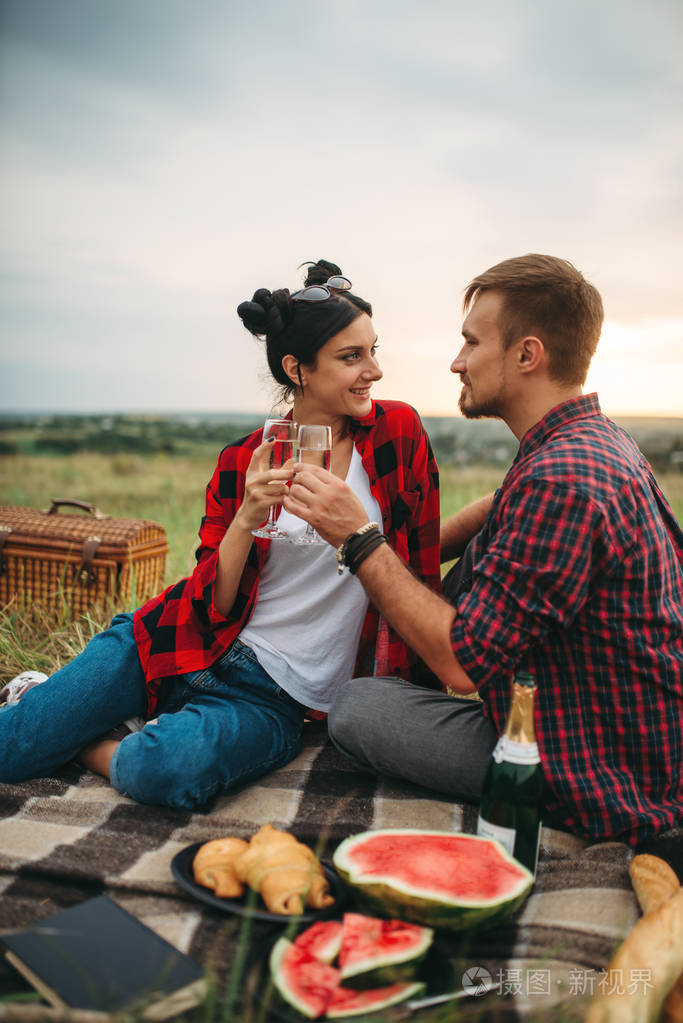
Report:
237,288,292,337
302,259,343,287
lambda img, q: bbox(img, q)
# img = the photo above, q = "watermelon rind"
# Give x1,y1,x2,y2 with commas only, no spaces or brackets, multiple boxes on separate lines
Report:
333,829,534,932
326,980,425,1018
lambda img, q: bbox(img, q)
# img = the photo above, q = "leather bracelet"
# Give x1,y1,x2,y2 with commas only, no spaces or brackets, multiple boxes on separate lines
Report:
348,532,388,574
336,522,380,575
345,527,383,566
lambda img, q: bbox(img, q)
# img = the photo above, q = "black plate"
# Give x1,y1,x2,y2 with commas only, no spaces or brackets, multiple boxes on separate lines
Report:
247,931,457,1022
171,841,348,923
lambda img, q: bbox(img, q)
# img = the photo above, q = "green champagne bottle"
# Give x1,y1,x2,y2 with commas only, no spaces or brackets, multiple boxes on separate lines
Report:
476,670,544,875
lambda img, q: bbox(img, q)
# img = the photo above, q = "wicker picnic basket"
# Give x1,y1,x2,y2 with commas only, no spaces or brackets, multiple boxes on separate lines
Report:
0,499,169,617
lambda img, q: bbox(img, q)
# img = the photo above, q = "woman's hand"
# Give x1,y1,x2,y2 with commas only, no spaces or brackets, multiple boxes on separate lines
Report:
234,439,295,532
284,463,368,548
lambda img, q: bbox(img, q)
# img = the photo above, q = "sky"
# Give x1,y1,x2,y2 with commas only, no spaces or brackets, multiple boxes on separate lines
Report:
1,0,682,419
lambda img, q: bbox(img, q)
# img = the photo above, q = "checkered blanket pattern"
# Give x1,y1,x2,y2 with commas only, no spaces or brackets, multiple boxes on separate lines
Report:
0,723,643,1020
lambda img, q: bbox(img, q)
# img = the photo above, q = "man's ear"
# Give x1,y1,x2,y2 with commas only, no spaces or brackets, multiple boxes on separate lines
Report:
281,354,303,387
517,335,545,374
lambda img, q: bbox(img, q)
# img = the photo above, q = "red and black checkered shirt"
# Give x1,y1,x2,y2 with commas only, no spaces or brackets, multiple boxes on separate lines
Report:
452,394,683,846
134,400,441,715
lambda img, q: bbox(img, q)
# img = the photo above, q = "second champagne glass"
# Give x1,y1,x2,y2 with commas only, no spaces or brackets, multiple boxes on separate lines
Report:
293,424,332,546
252,418,298,539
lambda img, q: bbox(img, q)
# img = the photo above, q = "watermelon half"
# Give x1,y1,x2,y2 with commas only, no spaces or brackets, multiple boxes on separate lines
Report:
333,829,533,932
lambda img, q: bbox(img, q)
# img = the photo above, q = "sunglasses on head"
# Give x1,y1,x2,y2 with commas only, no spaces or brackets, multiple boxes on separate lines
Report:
291,276,352,303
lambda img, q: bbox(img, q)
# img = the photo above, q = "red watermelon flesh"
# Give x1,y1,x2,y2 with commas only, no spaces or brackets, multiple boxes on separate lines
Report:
294,920,344,964
344,831,524,901
337,913,433,988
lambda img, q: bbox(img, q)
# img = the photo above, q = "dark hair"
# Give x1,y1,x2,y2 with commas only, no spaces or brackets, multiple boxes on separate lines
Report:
237,260,373,402
463,254,604,386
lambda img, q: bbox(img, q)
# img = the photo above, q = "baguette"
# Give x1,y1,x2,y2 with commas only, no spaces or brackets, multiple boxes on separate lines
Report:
584,854,683,1023
630,854,683,1023
661,973,683,1023
628,853,679,915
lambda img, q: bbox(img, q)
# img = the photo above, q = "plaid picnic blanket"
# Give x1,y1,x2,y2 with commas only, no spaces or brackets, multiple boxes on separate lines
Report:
0,721,665,1021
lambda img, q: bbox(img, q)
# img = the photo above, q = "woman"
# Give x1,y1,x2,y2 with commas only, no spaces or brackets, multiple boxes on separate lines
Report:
0,260,441,809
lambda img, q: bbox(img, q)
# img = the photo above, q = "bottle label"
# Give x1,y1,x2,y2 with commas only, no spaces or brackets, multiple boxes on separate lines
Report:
476,815,516,855
493,736,541,766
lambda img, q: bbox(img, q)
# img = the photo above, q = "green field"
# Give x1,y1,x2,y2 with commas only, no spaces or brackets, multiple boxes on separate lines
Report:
0,449,681,682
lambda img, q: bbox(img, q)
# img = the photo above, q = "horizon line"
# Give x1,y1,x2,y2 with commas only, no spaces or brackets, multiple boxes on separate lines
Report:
1,407,682,422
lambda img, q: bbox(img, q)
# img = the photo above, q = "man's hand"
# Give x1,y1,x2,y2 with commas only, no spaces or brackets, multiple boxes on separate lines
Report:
283,463,368,547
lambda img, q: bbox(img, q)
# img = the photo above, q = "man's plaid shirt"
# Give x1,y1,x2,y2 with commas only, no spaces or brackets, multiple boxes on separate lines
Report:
452,394,683,845
134,400,441,714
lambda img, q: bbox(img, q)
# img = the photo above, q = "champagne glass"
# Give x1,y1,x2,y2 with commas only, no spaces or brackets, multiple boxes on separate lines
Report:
293,424,332,546
252,418,298,539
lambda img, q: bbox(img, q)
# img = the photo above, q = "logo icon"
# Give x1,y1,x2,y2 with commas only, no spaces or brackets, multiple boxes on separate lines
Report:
462,966,494,996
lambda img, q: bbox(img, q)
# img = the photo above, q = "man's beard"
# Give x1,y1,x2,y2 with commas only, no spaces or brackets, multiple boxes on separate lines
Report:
458,385,503,420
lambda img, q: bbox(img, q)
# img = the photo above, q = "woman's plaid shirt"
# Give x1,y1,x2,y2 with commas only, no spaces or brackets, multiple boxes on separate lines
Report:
134,400,441,714
452,394,683,845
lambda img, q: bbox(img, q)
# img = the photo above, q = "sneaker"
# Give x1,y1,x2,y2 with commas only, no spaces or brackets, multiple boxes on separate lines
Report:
100,716,146,742
124,716,145,733
0,671,49,705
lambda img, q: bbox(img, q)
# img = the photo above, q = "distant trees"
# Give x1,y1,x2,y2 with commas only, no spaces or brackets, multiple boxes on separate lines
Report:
3,414,262,456
0,413,681,472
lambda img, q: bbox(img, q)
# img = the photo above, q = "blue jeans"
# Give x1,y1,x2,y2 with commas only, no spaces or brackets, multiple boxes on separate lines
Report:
0,613,305,809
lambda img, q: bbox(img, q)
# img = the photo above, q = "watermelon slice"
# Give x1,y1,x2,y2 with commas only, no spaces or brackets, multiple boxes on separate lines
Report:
333,829,534,931
326,980,425,1018
270,914,432,1018
270,938,340,1019
337,913,433,989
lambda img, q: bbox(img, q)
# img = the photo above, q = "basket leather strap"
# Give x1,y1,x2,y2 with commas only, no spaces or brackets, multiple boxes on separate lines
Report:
77,536,102,587
0,525,10,574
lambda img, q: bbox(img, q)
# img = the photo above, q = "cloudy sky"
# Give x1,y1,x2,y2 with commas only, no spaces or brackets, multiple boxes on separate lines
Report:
1,0,682,418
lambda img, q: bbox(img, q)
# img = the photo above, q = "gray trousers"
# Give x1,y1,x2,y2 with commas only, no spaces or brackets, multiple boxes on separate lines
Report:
327,675,497,801
327,540,498,802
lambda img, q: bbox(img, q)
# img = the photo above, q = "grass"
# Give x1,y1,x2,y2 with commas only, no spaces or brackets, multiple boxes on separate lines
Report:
1,451,681,683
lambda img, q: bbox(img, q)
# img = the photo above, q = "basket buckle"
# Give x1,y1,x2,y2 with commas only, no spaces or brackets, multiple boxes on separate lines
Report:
77,535,102,587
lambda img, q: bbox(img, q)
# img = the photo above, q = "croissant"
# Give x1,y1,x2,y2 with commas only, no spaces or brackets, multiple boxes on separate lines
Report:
192,836,249,898
235,824,334,915
584,854,683,1023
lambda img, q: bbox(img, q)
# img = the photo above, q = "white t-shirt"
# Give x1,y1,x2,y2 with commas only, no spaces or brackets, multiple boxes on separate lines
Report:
239,446,382,711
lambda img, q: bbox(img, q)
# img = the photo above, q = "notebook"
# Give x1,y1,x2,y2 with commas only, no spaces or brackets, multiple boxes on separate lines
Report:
2,895,207,1019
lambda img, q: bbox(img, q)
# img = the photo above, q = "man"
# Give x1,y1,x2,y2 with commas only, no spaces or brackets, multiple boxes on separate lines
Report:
284,253,683,848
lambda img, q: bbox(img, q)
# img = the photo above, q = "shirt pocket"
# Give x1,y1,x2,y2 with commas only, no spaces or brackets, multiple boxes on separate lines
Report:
390,488,421,532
